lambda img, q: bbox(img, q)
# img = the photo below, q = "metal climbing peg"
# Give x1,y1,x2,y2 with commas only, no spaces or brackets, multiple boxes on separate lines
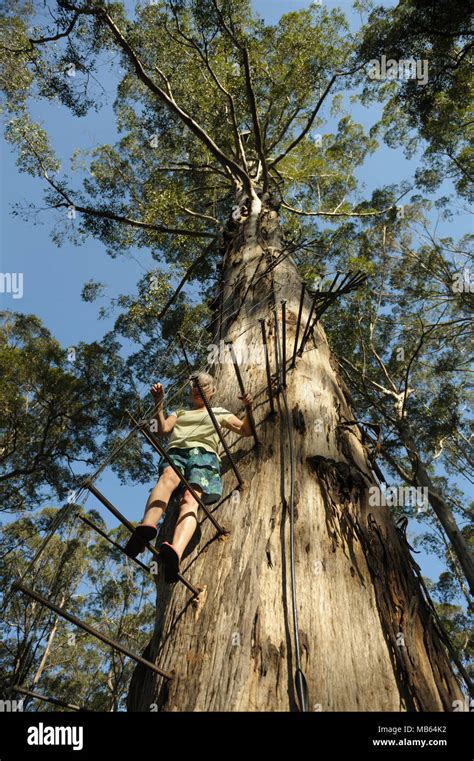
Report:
292,283,306,368
259,318,275,415
225,341,259,446
281,300,287,389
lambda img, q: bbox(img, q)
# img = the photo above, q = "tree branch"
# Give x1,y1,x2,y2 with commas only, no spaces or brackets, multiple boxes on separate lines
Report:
399,319,438,419
48,180,216,238
444,148,474,182
241,46,269,192
166,8,249,176
65,3,253,194
379,443,414,484
148,162,228,178
21,137,215,238
2,12,81,53
267,75,337,169
281,200,396,218
157,239,217,320
266,103,303,154
177,204,220,225
338,356,400,426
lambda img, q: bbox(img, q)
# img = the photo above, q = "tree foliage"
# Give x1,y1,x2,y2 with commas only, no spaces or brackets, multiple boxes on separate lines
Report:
0,506,155,710
357,0,473,200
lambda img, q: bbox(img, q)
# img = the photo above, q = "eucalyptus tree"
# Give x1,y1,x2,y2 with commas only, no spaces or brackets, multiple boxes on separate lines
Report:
0,0,464,710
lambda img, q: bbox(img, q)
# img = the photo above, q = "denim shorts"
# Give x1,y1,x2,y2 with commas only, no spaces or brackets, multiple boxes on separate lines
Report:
158,446,222,504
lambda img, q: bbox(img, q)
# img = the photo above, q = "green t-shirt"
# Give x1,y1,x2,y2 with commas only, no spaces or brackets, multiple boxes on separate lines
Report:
167,407,233,459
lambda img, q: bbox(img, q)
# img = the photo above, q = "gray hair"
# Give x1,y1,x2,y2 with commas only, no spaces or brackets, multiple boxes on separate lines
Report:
193,372,216,391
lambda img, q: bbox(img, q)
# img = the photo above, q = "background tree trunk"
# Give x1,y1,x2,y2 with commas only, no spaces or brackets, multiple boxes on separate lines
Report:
31,594,66,689
398,425,474,596
128,201,463,712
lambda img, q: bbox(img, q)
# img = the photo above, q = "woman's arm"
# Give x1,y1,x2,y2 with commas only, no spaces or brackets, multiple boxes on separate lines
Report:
224,393,254,437
150,383,177,435
153,407,177,435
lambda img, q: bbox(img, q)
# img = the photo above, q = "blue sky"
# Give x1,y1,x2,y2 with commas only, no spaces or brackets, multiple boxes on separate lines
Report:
1,0,471,591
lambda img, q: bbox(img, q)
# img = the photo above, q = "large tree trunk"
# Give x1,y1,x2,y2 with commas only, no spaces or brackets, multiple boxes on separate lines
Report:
128,199,463,712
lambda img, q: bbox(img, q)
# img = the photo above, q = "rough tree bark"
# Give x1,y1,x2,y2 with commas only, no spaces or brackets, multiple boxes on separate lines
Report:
127,196,463,712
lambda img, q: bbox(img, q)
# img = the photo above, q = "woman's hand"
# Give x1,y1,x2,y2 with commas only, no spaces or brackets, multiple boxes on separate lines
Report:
150,382,164,406
239,392,253,408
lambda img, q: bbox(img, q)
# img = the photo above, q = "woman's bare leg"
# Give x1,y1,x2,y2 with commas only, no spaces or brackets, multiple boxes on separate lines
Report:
170,487,202,560
141,466,181,528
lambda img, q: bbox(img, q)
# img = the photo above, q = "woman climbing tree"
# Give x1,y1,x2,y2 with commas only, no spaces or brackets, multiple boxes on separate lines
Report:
124,374,254,581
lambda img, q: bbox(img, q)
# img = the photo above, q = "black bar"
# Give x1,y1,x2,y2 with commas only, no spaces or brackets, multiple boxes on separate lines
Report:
134,417,228,533
297,289,328,355
306,289,339,338
87,484,160,561
177,332,192,372
191,376,245,488
87,483,201,597
77,513,149,573
299,272,340,355
281,301,287,389
340,270,364,289
273,308,281,389
171,568,200,596
298,291,320,356
291,283,306,368
312,271,358,321
259,319,275,414
12,685,91,712
12,582,173,680
225,342,259,446
302,272,368,352
312,271,353,322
